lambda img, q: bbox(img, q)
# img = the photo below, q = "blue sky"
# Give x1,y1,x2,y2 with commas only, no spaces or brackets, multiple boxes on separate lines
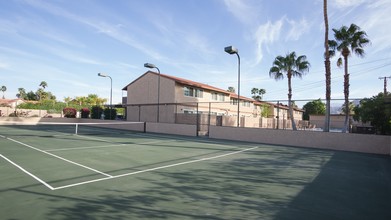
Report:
0,0,390,106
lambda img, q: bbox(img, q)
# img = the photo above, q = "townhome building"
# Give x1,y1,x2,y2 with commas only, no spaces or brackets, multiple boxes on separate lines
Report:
122,71,304,130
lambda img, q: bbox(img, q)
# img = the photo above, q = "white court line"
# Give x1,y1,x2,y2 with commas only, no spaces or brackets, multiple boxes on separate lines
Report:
3,136,112,178
46,139,168,152
52,146,258,190
46,143,127,152
74,134,115,143
0,154,54,190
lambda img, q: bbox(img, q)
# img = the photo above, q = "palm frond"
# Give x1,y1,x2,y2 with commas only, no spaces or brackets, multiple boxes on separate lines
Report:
337,57,343,67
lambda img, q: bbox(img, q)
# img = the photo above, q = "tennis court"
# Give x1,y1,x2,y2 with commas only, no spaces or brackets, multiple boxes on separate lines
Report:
1,122,390,219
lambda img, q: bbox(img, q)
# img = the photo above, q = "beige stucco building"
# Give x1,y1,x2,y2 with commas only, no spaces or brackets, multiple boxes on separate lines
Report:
122,71,304,130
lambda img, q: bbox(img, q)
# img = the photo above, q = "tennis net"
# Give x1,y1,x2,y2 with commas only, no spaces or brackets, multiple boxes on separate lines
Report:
0,121,146,138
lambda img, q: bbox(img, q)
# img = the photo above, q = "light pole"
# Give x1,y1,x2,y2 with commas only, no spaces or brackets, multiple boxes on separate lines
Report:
98,73,112,120
224,46,241,127
144,63,160,122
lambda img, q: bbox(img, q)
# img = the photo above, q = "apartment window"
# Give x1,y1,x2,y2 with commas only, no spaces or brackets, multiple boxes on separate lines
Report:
195,89,203,98
231,98,238,105
219,94,225,101
184,86,203,98
212,93,218,100
242,101,250,107
184,87,193,97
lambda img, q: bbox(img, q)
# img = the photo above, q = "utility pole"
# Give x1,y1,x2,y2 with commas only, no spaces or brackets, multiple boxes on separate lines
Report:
379,76,391,94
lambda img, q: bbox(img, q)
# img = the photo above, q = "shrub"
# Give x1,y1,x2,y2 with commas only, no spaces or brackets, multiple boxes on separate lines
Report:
91,106,104,119
80,108,90,118
63,107,77,118
104,108,117,120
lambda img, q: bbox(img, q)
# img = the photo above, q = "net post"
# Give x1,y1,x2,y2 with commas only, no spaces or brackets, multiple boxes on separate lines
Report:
143,122,146,133
75,123,78,134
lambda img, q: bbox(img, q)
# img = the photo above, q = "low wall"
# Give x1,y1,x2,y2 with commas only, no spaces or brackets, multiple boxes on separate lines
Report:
209,126,391,156
0,107,48,117
146,122,197,137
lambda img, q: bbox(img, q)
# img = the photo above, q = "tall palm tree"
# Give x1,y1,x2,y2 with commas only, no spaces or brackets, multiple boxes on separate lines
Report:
269,52,310,130
39,81,48,89
1,86,7,99
64,97,72,106
329,23,370,132
227,87,235,93
323,0,331,132
251,88,266,101
17,88,27,99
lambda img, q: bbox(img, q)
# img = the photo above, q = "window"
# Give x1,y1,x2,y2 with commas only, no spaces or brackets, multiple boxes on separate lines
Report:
212,93,218,100
242,101,250,107
184,87,193,97
195,89,203,98
219,94,225,101
231,98,238,105
184,86,203,98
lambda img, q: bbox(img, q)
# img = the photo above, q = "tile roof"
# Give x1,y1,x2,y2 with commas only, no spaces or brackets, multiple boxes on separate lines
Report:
122,71,303,111
123,71,232,95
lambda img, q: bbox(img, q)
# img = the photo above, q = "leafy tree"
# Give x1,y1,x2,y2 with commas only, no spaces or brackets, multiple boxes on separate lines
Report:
26,91,38,100
303,99,326,120
64,97,72,106
323,0,332,132
341,101,355,115
251,88,266,101
86,94,106,106
260,104,270,118
227,87,235,93
269,51,310,130
329,23,370,132
353,93,391,135
1,85,6,99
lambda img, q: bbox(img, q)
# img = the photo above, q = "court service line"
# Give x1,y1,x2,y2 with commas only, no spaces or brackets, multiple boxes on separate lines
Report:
46,143,127,152
3,136,112,178
52,146,258,190
46,140,169,152
73,134,116,143
0,154,54,190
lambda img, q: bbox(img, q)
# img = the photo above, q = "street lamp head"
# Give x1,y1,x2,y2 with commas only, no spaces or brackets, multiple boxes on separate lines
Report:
144,63,156,69
224,46,238,55
98,73,107,77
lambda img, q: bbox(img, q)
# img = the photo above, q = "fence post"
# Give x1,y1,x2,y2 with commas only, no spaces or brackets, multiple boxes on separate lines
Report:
196,102,199,137
208,102,211,135
138,105,141,122
276,101,280,129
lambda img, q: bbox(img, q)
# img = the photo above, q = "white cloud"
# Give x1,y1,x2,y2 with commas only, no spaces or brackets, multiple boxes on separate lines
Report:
332,0,366,8
223,0,262,26
0,62,9,69
356,0,391,55
253,19,284,64
23,0,165,62
285,18,311,41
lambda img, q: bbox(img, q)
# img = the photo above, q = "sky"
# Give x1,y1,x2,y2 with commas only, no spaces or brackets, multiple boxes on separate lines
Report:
0,0,390,107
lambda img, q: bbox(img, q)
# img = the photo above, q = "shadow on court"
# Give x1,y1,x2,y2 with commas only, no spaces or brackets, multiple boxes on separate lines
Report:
17,147,388,219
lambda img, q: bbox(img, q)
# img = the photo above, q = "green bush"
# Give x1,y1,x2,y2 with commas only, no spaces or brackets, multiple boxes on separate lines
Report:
91,106,104,119
63,107,77,118
80,108,90,118
104,108,117,120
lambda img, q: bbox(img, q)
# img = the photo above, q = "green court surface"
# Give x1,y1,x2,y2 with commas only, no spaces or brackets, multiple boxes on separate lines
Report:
0,124,390,219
